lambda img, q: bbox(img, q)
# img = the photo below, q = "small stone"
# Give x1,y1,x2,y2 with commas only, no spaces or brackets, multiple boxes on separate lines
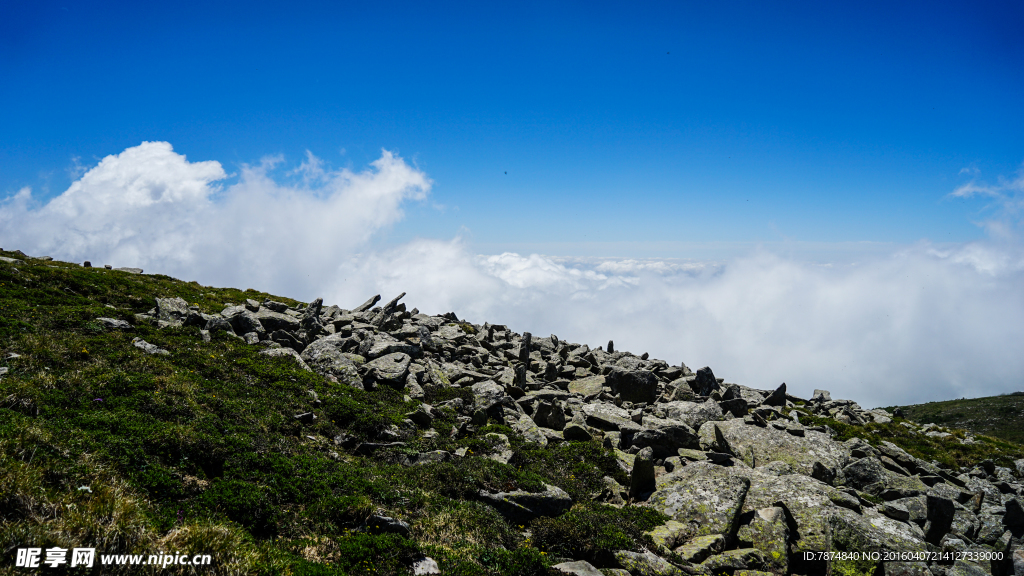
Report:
412,557,440,576
365,513,410,537
551,560,603,576
96,317,131,330
294,412,316,424
132,337,169,355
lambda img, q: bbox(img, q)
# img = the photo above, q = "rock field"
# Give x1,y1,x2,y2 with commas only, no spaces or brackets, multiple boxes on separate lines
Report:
123,292,1024,576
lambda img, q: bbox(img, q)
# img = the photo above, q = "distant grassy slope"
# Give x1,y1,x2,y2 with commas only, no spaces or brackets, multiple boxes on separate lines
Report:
885,392,1024,445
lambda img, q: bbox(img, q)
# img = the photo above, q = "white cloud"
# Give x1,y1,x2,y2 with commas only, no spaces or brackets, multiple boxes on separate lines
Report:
3,143,1023,408
951,164,1024,240
1,141,431,294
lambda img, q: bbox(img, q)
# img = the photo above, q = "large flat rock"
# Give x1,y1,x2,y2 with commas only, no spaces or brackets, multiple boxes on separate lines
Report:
645,462,751,543
715,417,849,478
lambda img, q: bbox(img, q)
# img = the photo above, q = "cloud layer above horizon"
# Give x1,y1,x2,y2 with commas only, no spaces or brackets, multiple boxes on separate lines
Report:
3,142,1023,408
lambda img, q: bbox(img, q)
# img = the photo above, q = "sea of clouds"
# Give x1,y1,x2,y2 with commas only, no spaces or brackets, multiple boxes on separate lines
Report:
2,142,1022,407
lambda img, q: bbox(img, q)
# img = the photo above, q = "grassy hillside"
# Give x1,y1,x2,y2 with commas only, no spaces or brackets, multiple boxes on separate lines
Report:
886,392,1024,445
0,252,663,575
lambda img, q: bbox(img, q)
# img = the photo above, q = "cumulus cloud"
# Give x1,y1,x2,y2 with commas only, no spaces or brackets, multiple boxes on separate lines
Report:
0,141,431,294
3,143,1023,408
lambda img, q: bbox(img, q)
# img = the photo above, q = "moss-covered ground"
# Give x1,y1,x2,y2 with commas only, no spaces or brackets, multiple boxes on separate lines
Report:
0,252,664,575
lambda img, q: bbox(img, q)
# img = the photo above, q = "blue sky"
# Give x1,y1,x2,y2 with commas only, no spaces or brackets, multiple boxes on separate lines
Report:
4,0,1023,251
2,1,1023,405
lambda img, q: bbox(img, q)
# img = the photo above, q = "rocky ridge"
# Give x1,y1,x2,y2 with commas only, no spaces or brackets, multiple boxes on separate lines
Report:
124,292,1024,576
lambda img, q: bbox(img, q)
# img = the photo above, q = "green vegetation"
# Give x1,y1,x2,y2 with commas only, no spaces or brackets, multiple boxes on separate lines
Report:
0,252,662,575
886,393,1024,445
797,411,1024,470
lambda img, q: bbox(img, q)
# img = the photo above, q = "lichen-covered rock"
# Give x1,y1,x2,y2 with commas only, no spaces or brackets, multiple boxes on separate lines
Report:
551,560,603,576
884,561,931,576
581,403,636,432
155,296,189,326
736,507,789,573
477,483,572,522
715,417,848,479
254,307,301,332
483,433,513,464
660,399,723,431
732,467,841,554
300,335,360,382
363,352,411,385
672,533,725,563
644,520,693,555
699,548,767,573
946,559,990,576
829,506,929,555
470,380,505,411
568,375,605,398
260,347,311,371
645,462,750,542
612,549,686,576
843,456,888,490
632,417,699,457
512,413,548,446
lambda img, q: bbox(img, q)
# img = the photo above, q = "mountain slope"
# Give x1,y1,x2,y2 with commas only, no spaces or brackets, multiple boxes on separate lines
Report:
2,249,1023,576
888,394,1024,445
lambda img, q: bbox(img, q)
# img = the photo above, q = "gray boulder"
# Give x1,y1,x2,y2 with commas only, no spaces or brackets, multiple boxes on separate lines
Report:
632,417,699,457
568,375,605,399
828,506,929,558
699,549,768,574
671,534,725,563
843,457,889,490
300,336,360,383
132,337,169,355
533,400,567,431
613,549,687,576
470,380,506,411
96,317,131,330
229,309,265,336
581,403,637,432
512,414,548,446
260,347,312,372
736,507,789,573
478,483,572,522
714,417,848,477
762,382,787,406
645,462,751,542
551,560,603,576
363,352,411,386
630,446,657,500
692,366,718,396
254,308,301,332
661,399,723,430
606,368,659,404
155,297,189,326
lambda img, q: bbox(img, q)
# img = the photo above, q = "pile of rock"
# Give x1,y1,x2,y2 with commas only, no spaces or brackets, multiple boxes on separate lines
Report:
133,293,1024,576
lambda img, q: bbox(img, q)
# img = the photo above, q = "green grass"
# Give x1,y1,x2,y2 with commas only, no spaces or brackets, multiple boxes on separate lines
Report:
797,411,1024,470
0,252,658,575
885,393,1024,445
